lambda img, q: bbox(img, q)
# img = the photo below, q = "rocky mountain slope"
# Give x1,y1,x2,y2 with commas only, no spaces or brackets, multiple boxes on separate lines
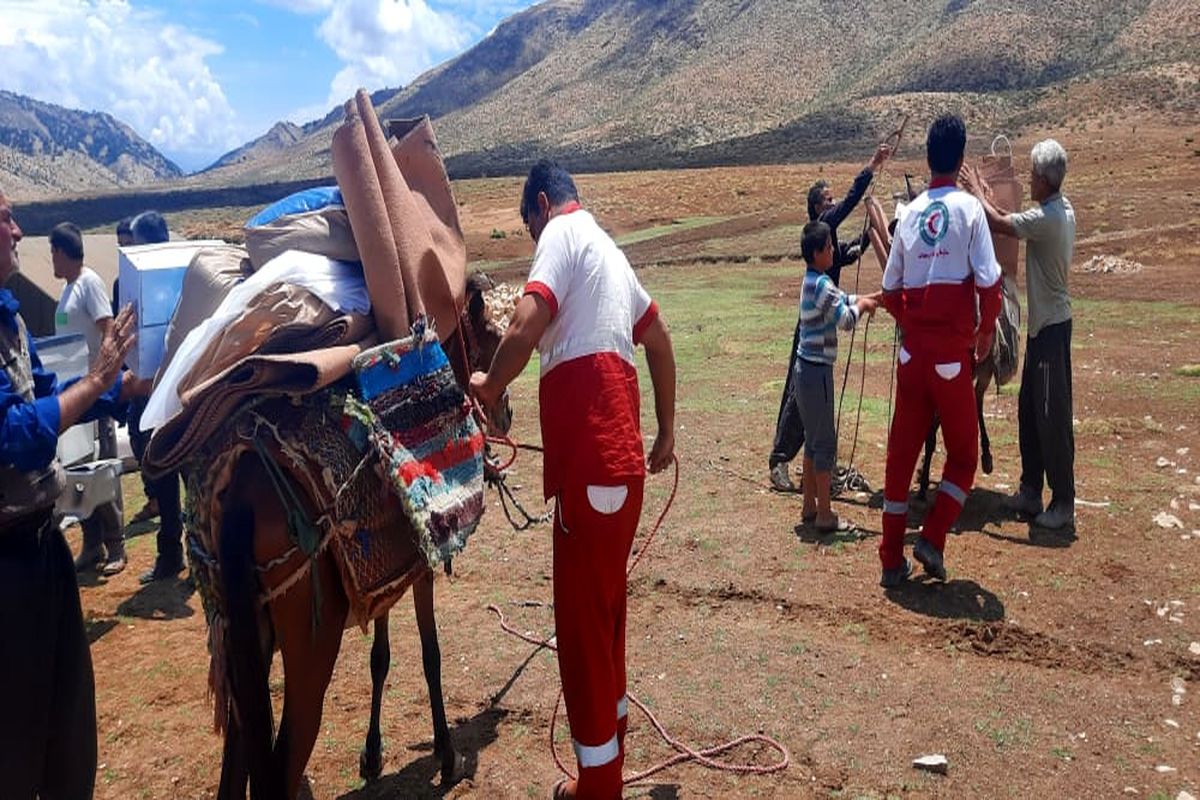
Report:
0,90,182,196
200,0,1197,183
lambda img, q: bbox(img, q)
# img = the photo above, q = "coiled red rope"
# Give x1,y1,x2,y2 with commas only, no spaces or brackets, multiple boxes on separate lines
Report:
487,453,791,786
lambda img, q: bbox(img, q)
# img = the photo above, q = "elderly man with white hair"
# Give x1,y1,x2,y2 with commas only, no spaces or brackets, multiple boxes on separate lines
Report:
963,139,1077,530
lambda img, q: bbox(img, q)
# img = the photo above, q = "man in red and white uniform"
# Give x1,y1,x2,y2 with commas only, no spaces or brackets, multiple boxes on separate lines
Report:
878,115,1002,588
471,161,677,800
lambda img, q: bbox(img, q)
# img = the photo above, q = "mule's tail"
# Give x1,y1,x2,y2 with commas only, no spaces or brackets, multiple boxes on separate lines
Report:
219,499,284,799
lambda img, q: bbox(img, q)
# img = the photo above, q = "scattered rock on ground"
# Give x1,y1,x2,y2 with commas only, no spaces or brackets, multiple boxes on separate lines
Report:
1154,512,1184,529
1077,255,1145,274
912,754,948,774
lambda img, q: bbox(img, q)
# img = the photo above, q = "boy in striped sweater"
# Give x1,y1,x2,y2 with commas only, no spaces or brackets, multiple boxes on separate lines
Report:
796,221,878,532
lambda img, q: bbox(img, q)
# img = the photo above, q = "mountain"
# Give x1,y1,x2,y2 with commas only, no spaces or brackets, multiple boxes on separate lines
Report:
0,91,182,197
199,86,405,176
203,121,305,172
31,0,1200,191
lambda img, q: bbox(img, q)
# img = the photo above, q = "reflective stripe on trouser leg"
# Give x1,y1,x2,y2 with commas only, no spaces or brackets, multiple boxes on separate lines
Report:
574,734,620,769
922,354,978,552
553,478,644,799
881,356,934,570
616,695,629,759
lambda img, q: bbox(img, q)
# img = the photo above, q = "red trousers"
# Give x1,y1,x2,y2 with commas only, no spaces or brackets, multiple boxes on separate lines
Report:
553,477,644,800
881,349,977,570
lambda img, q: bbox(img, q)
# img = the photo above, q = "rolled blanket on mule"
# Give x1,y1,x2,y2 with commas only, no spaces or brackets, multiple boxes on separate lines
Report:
174,286,373,400
143,337,375,477
332,89,465,342
142,249,371,432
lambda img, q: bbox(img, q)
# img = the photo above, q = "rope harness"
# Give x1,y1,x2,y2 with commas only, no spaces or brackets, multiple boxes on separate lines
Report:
832,116,909,497
486,451,791,786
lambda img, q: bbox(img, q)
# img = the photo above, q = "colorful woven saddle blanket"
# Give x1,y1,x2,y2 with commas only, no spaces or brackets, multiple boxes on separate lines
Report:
347,317,486,570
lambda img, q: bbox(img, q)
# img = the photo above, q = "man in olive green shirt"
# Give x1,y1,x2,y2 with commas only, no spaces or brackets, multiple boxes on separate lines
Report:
963,139,1077,530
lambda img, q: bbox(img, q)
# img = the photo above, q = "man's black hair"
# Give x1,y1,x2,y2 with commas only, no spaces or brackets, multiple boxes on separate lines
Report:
806,180,829,221
520,160,579,224
116,217,133,237
926,114,967,175
801,221,831,264
130,211,169,244
50,222,84,261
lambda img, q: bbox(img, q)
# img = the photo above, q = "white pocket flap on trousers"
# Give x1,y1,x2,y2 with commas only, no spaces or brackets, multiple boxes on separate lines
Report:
935,362,962,381
587,485,629,515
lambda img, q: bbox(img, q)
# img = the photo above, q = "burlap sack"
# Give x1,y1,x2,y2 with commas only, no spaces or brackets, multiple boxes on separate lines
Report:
245,203,359,271
980,136,1024,279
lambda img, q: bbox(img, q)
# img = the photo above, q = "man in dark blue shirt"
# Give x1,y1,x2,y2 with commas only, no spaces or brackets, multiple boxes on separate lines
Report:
768,143,891,491
1,187,136,796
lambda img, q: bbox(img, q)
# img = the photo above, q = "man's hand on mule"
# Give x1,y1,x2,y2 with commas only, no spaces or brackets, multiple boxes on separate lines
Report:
647,429,675,474
469,371,501,417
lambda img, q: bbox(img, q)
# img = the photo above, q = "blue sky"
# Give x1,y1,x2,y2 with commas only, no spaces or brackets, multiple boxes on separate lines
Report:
0,0,538,171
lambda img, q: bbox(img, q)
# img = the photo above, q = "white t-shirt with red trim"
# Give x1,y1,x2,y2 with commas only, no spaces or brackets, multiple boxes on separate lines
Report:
523,206,658,500
882,182,1002,358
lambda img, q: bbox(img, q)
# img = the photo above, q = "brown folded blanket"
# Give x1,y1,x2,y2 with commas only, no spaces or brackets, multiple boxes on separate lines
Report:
174,282,370,399
332,94,410,341
144,337,376,478
332,90,466,343
388,116,465,342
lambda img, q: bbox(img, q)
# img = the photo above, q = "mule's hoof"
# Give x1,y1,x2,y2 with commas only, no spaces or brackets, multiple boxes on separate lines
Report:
982,451,994,475
359,747,384,782
440,749,468,786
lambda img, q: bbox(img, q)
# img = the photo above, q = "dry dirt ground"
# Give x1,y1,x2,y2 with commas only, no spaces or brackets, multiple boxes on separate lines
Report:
72,121,1200,799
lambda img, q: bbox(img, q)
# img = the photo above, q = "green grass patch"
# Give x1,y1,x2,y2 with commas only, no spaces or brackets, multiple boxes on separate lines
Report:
616,216,729,246
1073,297,1200,329
1176,364,1200,378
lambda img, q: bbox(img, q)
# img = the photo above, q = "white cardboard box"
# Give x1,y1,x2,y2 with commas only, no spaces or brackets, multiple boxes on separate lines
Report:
118,240,224,378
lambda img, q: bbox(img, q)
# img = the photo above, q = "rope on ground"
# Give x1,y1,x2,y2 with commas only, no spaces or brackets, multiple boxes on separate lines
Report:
487,454,791,786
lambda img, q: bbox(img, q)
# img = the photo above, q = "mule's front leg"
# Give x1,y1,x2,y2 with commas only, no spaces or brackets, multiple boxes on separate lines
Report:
413,570,466,785
359,613,390,782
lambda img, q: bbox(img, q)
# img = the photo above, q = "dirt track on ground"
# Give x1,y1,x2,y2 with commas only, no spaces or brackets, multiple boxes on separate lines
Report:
75,121,1200,798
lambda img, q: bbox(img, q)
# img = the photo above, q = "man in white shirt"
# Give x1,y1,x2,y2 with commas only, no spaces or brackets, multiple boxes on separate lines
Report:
878,116,1003,587
471,161,676,799
51,222,126,575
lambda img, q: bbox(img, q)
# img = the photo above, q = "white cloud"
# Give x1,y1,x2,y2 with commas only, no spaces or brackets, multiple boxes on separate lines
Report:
269,0,479,107
0,0,242,168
